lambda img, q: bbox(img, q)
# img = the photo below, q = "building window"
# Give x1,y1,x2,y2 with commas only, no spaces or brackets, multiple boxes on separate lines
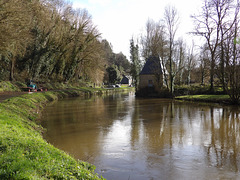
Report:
148,80,153,87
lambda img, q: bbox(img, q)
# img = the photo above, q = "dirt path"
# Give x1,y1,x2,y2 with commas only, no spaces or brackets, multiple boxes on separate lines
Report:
0,92,27,103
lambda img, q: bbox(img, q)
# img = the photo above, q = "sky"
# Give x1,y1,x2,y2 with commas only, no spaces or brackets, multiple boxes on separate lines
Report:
70,0,203,59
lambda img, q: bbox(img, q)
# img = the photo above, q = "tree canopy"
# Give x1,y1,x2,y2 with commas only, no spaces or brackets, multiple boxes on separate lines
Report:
0,0,130,86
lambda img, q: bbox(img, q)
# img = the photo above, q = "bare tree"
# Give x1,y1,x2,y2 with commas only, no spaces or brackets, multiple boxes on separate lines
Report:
216,0,240,92
164,5,180,94
186,42,196,86
198,44,211,85
192,0,239,92
140,19,166,60
140,19,169,89
224,15,240,103
191,0,220,91
175,38,186,85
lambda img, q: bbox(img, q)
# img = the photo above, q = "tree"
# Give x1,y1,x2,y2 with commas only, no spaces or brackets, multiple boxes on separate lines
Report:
130,38,141,89
101,39,130,76
112,52,131,72
186,42,196,85
191,0,239,92
175,38,186,85
0,0,34,80
192,0,220,91
164,5,180,94
17,1,104,83
140,19,169,89
140,19,166,60
106,65,121,84
214,0,239,92
225,18,240,103
198,44,211,85
0,0,126,86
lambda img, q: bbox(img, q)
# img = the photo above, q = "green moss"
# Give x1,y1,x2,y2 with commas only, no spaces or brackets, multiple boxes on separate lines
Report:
0,91,104,179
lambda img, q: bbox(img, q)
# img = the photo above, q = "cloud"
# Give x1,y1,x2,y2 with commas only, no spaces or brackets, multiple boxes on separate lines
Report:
71,0,203,58
72,1,90,10
88,0,112,6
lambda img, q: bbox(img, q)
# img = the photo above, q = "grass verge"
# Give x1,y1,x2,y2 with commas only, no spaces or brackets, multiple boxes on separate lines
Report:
175,94,231,104
0,90,105,179
0,81,21,92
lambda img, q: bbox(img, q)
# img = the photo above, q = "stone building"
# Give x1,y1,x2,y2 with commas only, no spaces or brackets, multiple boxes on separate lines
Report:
137,56,163,96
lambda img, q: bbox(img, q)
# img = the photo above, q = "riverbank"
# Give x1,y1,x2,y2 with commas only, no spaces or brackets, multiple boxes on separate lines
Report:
0,81,134,101
0,90,109,179
0,84,134,179
175,94,231,104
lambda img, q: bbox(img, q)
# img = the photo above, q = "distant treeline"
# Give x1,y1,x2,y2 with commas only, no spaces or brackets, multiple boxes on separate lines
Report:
0,0,130,85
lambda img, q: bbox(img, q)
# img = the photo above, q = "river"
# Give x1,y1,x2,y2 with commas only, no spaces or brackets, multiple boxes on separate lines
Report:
40,92,240,180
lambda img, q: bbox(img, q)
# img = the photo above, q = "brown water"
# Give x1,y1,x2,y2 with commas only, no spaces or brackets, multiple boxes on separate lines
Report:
41,92,240,180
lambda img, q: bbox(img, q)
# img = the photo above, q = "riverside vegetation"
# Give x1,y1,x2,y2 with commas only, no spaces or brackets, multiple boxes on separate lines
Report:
0,80,236,179
0,85,236,180
0,92,105,179
0,81,134,179
174,85,233,104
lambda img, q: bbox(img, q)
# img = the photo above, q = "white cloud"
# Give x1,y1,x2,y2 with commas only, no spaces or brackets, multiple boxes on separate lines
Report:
72,1,90,10
88,0,112,6
71,0,203,58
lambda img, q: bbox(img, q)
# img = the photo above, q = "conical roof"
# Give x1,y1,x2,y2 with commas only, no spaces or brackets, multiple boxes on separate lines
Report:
139,56,162,75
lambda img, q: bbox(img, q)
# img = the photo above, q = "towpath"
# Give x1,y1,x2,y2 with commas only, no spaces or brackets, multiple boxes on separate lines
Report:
0,92,27,102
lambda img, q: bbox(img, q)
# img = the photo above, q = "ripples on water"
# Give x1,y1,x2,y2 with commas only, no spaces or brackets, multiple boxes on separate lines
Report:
41,92,240,180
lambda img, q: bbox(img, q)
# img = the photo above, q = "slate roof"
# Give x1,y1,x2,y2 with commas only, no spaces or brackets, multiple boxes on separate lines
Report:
139,56,162,75
120,75,130,84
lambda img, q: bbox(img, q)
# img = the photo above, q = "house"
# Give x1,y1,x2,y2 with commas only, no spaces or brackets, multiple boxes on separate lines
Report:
120,75,132,85
137,56,163,95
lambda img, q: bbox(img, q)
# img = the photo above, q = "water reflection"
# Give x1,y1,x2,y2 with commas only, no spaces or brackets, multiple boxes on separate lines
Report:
41,92,240,180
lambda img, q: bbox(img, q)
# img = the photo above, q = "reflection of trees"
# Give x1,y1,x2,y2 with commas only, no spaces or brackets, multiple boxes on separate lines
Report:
204,106,240,171
129,96,141,150
42,93,240,175
42,96,108,161
41,92,132,162
131,100,202,153
130,100,183,153
129,98,240,173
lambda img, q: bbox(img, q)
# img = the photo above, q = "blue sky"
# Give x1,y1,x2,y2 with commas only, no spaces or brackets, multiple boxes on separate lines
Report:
70,0,203,58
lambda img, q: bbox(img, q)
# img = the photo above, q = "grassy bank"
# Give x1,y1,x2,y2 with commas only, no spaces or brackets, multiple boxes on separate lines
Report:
0,81,134,179
175,94,231,104
0,90,106,179
0,81,134,95
0,81,22,92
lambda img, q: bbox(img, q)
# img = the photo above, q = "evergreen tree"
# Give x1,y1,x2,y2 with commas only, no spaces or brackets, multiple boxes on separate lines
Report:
130,38,141,90
106,65,121,84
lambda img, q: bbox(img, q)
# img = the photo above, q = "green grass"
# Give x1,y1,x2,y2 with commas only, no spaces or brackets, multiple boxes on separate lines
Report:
0,81,21,92
0,81,134,179
76,86,135,94
175,94,230,103
0,92,104,180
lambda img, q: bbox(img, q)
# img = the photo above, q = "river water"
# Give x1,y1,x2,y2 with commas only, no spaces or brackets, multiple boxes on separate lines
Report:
40,92,240,180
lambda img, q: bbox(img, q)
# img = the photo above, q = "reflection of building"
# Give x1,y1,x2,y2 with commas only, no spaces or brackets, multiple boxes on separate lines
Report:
137,56,163,96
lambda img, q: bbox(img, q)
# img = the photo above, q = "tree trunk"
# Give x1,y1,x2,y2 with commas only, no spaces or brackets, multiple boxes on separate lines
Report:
210,54,215,92
9,57,15,81
187,70,191,86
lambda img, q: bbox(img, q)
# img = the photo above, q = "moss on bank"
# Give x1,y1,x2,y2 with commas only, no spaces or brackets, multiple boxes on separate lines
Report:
0,91,105,179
